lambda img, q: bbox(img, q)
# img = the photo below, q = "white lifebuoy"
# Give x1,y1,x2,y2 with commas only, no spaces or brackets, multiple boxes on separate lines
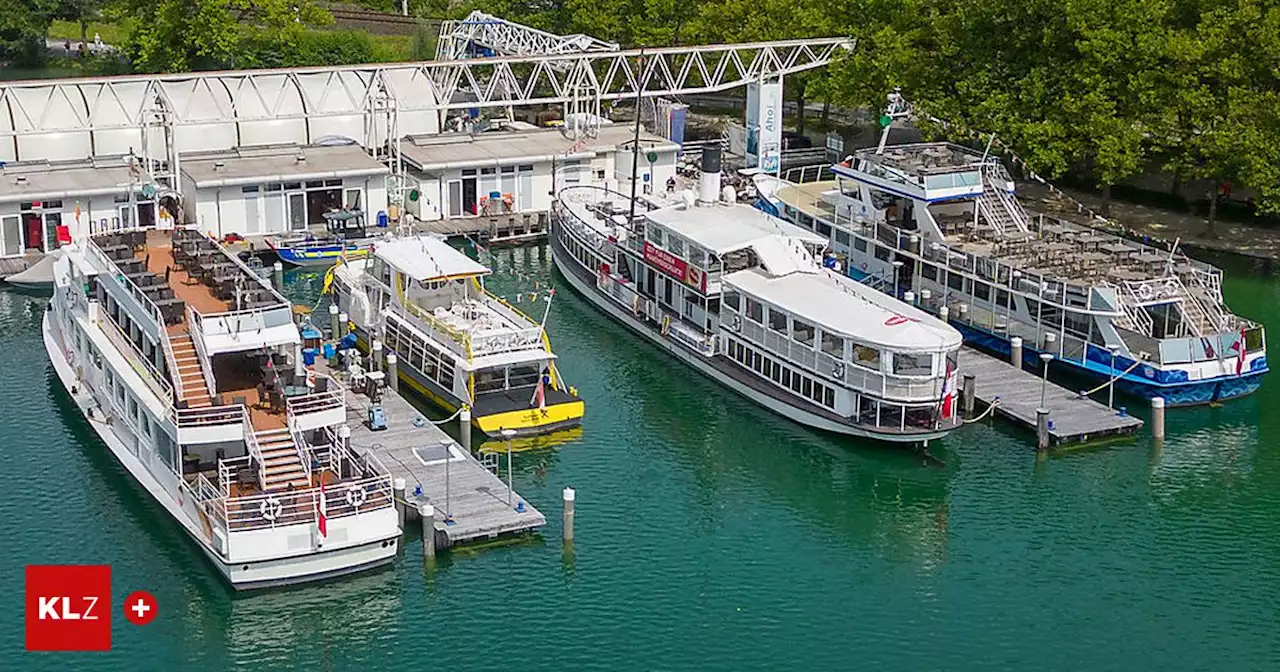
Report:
731,315,742,331
260,496,283,522
833,363,845,379
861,262,868,272
346,486,368,508
1138,284,1153,301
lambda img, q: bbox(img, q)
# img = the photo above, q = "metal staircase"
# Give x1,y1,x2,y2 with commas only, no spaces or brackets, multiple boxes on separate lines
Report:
978,164,1031,236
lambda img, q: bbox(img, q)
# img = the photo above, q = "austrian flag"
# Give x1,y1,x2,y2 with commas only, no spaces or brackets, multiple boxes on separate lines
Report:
316,479,328,539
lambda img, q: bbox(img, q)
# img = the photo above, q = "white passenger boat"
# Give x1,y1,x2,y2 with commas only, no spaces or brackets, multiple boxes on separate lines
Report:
550,149,964,444
757,90,1268,406
44,227,400,590
329,234,585,437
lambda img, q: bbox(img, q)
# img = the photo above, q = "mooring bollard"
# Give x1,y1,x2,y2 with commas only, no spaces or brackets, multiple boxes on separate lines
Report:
1036,408,1050,451
393,477,406,529
939,305,949,322
962,373,976,416
420,503,435,558
338,312,349,335
1010,336,1023,369
371,339,383,372
904,291,915,306
563,487,576,544
386,353,399,393
1151,396,1166,442
459,406,472,453
272,261,284,291
329,303,340,339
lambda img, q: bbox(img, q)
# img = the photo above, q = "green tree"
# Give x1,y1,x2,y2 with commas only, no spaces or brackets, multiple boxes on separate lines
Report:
0,0,61,63
110,0,332,72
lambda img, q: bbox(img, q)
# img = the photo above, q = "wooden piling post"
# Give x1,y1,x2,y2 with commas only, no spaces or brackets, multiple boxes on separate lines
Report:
962,373,976,416
1036,408,1050,451
386,353,399,393
1151,397,1165,442
393,477,406,530
420,503,435,558
563,487,575,544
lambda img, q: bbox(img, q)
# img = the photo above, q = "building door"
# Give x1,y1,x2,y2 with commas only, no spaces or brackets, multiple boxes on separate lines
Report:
462,178,477,215
1,216,21,257
447,180,463,217
288,193,307,231
517,165,533,211
23,213,42,251
43,212,62,250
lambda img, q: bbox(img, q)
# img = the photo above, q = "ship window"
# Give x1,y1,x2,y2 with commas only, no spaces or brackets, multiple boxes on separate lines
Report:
922,264,937,281
792,319,815,347
854,237,868,252
821,332,844,358
669,236,684,257
508,365,541,389
771,362,782,383
823,386,835,408
746,298,763,323
852,345,880,369
893,352,933,376
128,397,138,424
475,368,506,393
802,377,813,398
947,272,965,292
439,362,455,390
874,245,890,261
834,229,850,246
996,289,1010,307
722,291,740,312
811,382,824,404
751,350,762,372
974,281,991,302
768,307,787,333
790,371,803,393
782,368,792,388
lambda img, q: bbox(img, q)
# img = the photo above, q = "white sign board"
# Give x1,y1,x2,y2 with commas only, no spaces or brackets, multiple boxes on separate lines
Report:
746,81,783,172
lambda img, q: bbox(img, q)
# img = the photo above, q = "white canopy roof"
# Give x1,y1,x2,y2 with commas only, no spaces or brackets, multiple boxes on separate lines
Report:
202,322,302,355
724,268,962,353
374,235,490,282
645,203,826,256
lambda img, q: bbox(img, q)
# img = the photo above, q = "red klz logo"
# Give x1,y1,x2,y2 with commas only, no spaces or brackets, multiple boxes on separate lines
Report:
25,565,112,651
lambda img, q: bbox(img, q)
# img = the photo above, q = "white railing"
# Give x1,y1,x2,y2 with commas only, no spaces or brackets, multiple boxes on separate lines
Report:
285,378,346,418
244,418,267,490
84,233,165,330
221,473,393,532
185,305,218,396
288,423,315,484
1107,282,1155,335
159,327,185,403
780,164,833,185
191,472,229,539
191,304,294,338
98,308,174,403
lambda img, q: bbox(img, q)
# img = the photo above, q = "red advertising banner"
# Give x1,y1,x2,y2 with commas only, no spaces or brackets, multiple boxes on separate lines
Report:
643,241,707,293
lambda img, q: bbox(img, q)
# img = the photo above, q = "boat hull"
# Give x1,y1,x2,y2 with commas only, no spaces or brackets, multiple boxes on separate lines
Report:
43,311,397,591
548,236,950,444
270,241,373,268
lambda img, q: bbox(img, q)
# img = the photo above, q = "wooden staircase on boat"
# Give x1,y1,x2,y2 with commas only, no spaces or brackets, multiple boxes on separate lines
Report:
256,428,310,491
170,332,214,408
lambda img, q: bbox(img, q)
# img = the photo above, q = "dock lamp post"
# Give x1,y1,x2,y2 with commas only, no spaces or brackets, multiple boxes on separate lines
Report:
439,438,452,521
1108,346,1120,409
1039,352,1054,408
502,428,517,509
891,260,904,298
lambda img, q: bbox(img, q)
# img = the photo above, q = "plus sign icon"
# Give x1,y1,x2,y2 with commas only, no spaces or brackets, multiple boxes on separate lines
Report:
25,565,112,651
123,590,158,626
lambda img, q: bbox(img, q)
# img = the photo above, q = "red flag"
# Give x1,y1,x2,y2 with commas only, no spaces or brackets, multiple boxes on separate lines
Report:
940,359,956,420
1236,329,1248,376
316,479,328,539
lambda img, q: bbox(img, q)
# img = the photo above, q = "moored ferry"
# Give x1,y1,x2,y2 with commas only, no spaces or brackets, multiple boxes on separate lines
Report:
45,227,400,590
329,234,584,437
757,93,1267,406
550,150,964,444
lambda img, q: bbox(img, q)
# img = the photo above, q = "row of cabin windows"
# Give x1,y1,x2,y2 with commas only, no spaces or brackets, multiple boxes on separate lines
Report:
384,317,456,393
474,364,543,393
87,324,177,473
727,338,836,410
561,226,599,271
645,224,717,270
919,262,1009,306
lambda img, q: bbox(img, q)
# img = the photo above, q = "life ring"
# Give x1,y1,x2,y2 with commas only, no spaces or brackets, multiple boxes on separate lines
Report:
260,496,283,522
832,363,845,379
346,486,368,508
731,315,742,331
1137,284,1153,301
1164,279,1178,296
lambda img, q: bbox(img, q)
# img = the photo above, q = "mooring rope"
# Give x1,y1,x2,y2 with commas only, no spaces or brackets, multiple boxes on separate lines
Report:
963,397,1001,424
1077,358,1145,397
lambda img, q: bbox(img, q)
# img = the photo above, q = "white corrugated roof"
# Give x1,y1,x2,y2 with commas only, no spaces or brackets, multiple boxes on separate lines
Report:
645,203,826,255
724,268,962,352
373,235,489,282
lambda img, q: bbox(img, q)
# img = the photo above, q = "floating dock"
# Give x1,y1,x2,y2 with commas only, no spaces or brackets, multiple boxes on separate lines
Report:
958,346,1144,446
328,363,546,548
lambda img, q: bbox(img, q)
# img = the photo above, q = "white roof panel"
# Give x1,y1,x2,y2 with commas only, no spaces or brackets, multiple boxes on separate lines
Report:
373,235,490,282
724,269,962,352
645,204,826,255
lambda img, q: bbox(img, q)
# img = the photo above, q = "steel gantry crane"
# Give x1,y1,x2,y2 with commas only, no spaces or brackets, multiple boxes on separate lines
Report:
435,11,620,62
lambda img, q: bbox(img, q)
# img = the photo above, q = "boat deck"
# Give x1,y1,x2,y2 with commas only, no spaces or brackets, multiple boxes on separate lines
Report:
318,359,546,547
958,346,1144,447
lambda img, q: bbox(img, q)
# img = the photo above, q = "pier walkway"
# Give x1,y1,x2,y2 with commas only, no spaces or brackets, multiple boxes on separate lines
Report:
325,362,546,548
957,346,1144,447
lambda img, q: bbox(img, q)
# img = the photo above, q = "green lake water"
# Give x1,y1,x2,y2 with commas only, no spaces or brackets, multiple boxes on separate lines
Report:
2,244,1278,670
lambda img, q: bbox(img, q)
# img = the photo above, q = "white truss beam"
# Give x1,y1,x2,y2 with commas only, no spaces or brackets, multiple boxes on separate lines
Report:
435,11,619,63
0,37,852,161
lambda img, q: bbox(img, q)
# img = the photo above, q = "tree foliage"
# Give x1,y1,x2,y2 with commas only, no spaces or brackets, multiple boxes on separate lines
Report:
0,0,61,62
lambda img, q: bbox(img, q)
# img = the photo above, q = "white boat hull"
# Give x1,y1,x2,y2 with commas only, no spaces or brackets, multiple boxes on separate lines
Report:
42,311,398,590
549,249,949,444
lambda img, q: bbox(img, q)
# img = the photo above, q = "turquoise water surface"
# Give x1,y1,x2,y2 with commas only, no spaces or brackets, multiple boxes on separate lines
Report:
2,244,1277,670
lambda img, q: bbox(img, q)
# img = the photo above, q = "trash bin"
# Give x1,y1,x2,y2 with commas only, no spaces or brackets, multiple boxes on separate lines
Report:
322,343,336,360
302,348,317,366
377,210,389,228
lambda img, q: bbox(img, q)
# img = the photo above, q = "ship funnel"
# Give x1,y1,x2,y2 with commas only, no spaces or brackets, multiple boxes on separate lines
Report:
698,146,722,205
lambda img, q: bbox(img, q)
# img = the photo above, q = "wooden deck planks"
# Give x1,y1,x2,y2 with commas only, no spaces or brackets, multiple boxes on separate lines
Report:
958,346,1143,446
335,374,546,547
